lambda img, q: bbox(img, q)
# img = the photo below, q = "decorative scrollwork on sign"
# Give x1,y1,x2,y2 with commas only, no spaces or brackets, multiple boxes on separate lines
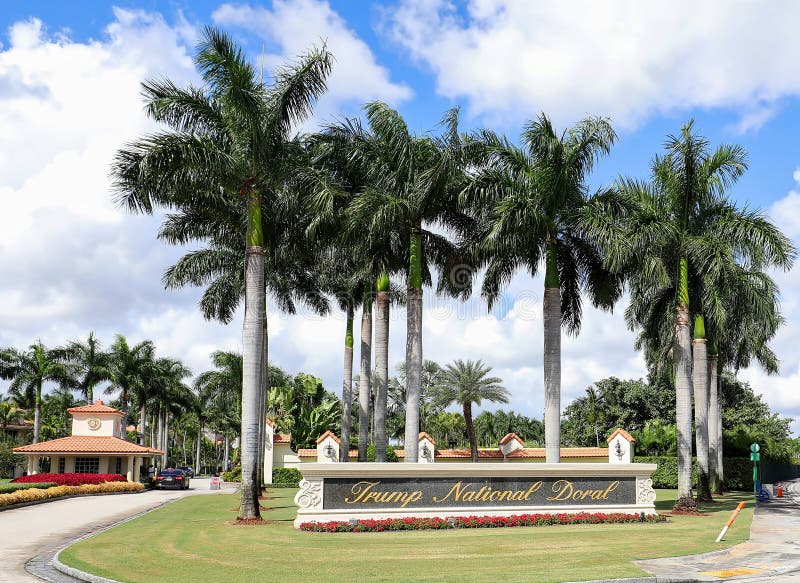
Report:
637,478,656,504
295,479,322,509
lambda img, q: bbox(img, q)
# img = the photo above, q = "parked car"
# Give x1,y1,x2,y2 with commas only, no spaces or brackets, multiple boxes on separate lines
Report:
177,466,195,478
155,468,190,490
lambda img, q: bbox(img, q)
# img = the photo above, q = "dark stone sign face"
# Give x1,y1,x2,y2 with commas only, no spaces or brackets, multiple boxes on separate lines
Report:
323,476,636,510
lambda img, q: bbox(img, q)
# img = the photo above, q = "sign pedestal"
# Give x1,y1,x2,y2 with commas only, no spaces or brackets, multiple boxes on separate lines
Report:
294,462,657,528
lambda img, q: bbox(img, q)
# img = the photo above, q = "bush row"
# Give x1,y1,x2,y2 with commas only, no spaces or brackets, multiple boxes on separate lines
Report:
0,481,144,508
636,456,753,490
273,467,302,486
11,473,127,486
300,512,666,533
0,482,57,493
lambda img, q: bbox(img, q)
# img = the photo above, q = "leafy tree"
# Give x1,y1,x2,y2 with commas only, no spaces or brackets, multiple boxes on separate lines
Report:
468,114,620,463
106,335,155,438
473,410,544,447
429,360,509,462
62,332,110,403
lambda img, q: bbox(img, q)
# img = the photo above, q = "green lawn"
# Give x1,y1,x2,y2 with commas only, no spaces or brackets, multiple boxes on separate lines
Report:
60,488,754,583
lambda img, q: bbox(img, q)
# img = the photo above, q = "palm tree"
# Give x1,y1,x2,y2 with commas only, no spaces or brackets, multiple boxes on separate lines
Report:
106,335,155,439
616,121,795,509
113,28,332,520
0,343,73,443
468,114,620,463
62,332,110,403
584,386,606,447
347,103,471,463
430,360,510,462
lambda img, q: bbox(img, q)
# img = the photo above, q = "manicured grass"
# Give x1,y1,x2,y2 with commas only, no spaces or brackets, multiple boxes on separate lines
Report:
60,488,754,583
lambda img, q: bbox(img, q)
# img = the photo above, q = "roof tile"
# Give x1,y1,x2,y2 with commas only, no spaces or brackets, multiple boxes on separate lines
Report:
14,436,163,455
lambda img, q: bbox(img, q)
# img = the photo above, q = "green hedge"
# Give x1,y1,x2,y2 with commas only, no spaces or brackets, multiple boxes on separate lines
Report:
0,482,57,493
221,466,241,482
273,467,302,486
636,456,753,490
366,444,398,462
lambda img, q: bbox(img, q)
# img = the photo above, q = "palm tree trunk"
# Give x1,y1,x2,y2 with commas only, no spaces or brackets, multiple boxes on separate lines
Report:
374,271,390,462
715,358,724,494
257,315,268,489
239,186,265,521
708,347,721,494
156,407,163,451
224,434,230,471
358,290,373,462
673,257,696,511
195,424,202,474
139,405,147,446
182,430,187,465
340,305,355,462
464,402,477,463
543,242,561,463
33,382,42,444
120,388,129,439
693,316,711,501
404,227,423,464
87,384,94,403
163,413,170,468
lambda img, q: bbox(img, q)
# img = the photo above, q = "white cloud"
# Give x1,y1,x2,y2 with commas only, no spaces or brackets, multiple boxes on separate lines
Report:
212,0,412,122
384,0,800,130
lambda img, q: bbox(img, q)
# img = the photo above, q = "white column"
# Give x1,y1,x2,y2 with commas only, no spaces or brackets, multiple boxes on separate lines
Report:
31,456,39,475
26,456,34,475
126,456,134,482
133,456,140,482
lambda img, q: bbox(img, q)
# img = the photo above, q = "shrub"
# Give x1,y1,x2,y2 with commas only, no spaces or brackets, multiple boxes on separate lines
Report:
11,473,127,486
635,456,753,490
273,467,302,486
300,512,666,533
222,466,241,482
0,482,57,493
0,481,144,508
0,441,24,478
366,444,398,463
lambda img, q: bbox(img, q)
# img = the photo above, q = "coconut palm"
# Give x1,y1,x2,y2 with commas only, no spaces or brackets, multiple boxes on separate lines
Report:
430,360,510,462
112,28,331,520
467,114,620,463
62,332,110,403
615,121,794,509
0,343,73,443
347,103,472,463
106,335,155,439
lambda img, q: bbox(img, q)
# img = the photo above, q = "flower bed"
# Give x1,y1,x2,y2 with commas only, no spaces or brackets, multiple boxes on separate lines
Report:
0,481,144,508
300,512,666,533
12,473,127,486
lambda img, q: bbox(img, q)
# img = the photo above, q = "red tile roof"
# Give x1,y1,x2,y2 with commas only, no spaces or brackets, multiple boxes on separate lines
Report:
418,432,436,445
296,445,607,459
315,430,341,444
507,447,608,459
14,436,163,455
607,428,635,443
298,448,358,458
499,433,525,446
274,433,291,444
67,400,124,415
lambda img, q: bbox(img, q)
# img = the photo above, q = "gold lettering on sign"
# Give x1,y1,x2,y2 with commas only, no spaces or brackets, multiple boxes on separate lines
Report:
546,480,620,501
344,481,423,508
432,480,543,503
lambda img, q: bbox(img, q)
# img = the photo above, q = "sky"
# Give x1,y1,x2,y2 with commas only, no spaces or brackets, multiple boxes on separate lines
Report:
1,1,800,435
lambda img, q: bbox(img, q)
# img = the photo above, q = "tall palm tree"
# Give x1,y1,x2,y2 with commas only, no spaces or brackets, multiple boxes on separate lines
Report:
62,332,110,403
615,121,794,509
112,28,331,520
348,103,471,463
0,343,73,443
430,360,509,462
106,335,155,439
468,114,620,463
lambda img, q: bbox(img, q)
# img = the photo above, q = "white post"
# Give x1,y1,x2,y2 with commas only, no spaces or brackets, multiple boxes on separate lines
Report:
133,456,140,483
607,429,635,464
316,431,340,463
418,433,436,463
264,420,275,484
126,456,134,482
499,433,525,460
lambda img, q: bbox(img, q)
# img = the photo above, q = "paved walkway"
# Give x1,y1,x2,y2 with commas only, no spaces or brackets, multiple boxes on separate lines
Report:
635,480,800,581
0,478,238,583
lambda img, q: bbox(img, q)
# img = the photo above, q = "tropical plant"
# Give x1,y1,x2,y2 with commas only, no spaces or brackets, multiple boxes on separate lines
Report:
429,360,510,462
614,121,794,509
346,103,472,463
0,343,73,443
62,332,110,403
112,26,332,519
467,114,620,463
106,335,155,438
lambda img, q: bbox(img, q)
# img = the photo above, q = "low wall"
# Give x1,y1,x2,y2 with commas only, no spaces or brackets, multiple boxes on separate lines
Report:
293,462,657,527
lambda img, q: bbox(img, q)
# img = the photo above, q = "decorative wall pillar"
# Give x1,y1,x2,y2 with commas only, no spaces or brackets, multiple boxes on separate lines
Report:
499,433,525,460
417,432,436,463
315,431,340,463
607,428,635,464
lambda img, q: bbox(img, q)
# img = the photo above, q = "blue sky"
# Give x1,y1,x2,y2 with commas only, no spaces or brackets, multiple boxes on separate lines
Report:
2,1,799,433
